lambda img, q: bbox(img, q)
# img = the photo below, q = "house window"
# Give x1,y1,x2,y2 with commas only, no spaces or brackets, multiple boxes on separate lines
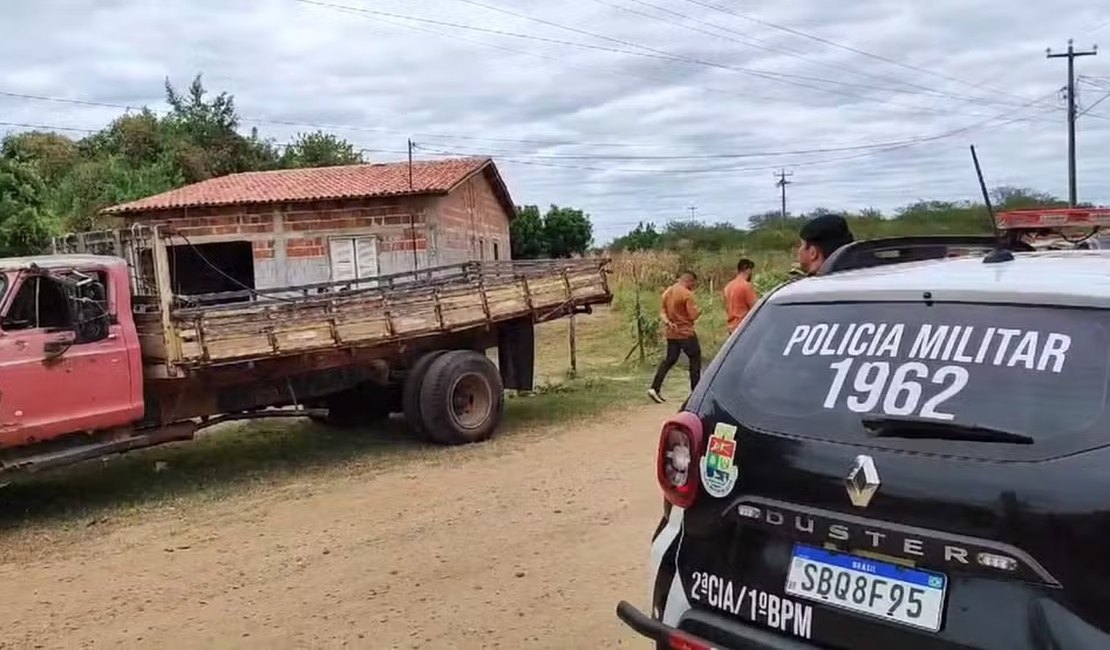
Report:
493,241,500,261
479,238,486,261
329,236,379,288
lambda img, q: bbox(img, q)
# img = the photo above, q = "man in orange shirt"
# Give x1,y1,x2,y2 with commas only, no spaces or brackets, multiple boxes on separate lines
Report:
723,258,758,334
648,271,701,404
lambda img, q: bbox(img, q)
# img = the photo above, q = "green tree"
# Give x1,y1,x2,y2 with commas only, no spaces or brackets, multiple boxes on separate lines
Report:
542,204,593,258
747,210,798,230
162,74,279,181
990,186,1066,211
661,220,747,251
49,156,183,231
280,131,363,168
511,204,547,259
611,221,662,251
1,131,80,183
0,158,57,256
82,110,164,167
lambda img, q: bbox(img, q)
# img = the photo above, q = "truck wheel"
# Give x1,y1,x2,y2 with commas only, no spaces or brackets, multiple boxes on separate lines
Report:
321,384,399,428
402,350,447,439
418,350,504,445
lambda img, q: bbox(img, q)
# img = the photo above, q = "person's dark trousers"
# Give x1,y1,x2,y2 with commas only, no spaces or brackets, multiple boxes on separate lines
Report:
651,335,702,393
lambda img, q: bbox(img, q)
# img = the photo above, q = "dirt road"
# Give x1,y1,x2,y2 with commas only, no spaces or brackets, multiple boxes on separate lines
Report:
0,402,671,649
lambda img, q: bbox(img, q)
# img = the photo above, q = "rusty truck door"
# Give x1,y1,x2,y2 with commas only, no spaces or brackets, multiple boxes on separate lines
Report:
0,273,136,449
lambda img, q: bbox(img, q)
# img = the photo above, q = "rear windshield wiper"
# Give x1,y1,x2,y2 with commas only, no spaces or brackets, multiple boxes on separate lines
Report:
861,415,1034,445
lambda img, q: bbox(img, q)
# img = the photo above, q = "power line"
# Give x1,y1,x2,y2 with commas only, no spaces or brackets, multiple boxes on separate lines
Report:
1,87,1059,180
0,120,98,133
1078,76,1110,117
1085,19,1110,36
0,116,414,157
412,89,1060,172
0,85,1056,163
298,0,1035,114
677,0,1044,107
412,113,1058,160
319,0,815,113
1079,89,1110,116
589,0,1027,109
0,89,707,148
443,0,1024,108
3,82,1056,176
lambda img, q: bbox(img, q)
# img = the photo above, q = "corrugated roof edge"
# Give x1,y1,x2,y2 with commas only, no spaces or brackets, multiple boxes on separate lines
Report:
99,157,514,217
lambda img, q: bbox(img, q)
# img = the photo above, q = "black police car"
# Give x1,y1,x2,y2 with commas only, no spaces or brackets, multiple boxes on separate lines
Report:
617,210,1110,649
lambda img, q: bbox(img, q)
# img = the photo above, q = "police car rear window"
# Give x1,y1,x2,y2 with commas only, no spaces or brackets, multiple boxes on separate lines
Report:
712,302,1110,444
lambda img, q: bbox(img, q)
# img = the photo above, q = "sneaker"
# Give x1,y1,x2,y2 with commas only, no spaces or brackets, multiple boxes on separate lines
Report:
647,388,666,404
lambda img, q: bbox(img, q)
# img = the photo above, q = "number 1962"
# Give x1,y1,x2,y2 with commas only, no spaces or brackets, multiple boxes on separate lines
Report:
823,359,969,420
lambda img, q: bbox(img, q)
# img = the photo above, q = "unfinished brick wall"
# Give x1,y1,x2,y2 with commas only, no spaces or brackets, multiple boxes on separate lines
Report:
432,171,512,265
127,173,511,292
130,197,432,290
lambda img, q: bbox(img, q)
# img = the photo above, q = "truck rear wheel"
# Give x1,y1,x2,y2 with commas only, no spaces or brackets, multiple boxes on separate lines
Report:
402,350,447,439
418,350,504,445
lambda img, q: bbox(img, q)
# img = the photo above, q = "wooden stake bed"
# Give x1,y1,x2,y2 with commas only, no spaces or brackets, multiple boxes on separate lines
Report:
157,259,610,367
53,227,612,372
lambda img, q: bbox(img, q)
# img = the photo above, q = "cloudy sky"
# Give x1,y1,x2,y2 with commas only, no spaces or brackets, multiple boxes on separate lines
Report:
3,0,1110,242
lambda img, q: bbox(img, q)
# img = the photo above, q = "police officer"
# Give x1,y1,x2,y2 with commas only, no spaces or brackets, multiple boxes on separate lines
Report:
796,214,855,276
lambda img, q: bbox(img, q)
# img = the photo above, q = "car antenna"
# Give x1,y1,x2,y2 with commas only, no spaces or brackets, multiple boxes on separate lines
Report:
970,145,1013,264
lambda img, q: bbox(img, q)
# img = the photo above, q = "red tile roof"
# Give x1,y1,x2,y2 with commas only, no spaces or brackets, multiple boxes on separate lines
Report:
103,157,508,215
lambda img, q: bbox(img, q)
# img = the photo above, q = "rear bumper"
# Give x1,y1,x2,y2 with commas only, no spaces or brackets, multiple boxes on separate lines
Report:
616,601,819,650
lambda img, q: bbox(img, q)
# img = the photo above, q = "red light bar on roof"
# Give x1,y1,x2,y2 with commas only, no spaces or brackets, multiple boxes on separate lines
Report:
996,208,1110,230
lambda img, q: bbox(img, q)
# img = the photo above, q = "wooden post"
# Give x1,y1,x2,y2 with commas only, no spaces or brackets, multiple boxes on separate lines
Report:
634,265,645,362
150,226,182,376
568,314,578,378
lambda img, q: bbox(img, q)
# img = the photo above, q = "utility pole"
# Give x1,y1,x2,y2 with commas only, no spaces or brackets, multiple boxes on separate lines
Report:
687,205,698,220
774,169,793,220
407,138,419,271
1047,39,1098,206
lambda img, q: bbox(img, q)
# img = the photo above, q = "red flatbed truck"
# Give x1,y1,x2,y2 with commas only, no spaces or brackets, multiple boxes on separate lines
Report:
0,226,611,476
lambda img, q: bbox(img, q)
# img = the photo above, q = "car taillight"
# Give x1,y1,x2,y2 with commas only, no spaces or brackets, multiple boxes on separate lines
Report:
656,412,704,508
667,631,716,650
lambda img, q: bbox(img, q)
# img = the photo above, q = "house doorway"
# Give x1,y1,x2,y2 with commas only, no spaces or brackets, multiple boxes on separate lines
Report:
167,241,255,298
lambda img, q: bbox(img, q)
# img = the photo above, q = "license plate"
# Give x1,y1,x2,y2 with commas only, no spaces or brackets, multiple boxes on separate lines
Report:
785,545,947,632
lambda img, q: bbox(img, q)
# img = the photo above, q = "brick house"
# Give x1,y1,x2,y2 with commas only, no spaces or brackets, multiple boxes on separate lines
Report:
101,157,515,294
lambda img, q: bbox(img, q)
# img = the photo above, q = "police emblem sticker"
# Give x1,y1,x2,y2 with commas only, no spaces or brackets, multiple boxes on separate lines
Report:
700,422,739,498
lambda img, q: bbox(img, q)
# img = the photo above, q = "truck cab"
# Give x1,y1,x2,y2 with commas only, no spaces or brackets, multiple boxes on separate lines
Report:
0,255,144,451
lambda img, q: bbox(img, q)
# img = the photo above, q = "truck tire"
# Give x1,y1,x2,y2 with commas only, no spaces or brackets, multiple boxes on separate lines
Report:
418,350,504,445
402,350,447,439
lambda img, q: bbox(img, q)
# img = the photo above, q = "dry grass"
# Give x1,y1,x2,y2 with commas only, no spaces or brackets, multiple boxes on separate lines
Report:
609,249,795,293
532,306,635,384
607,248,797,362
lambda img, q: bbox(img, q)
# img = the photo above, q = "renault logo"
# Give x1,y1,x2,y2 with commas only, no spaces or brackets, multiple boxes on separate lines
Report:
845,455,880,508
